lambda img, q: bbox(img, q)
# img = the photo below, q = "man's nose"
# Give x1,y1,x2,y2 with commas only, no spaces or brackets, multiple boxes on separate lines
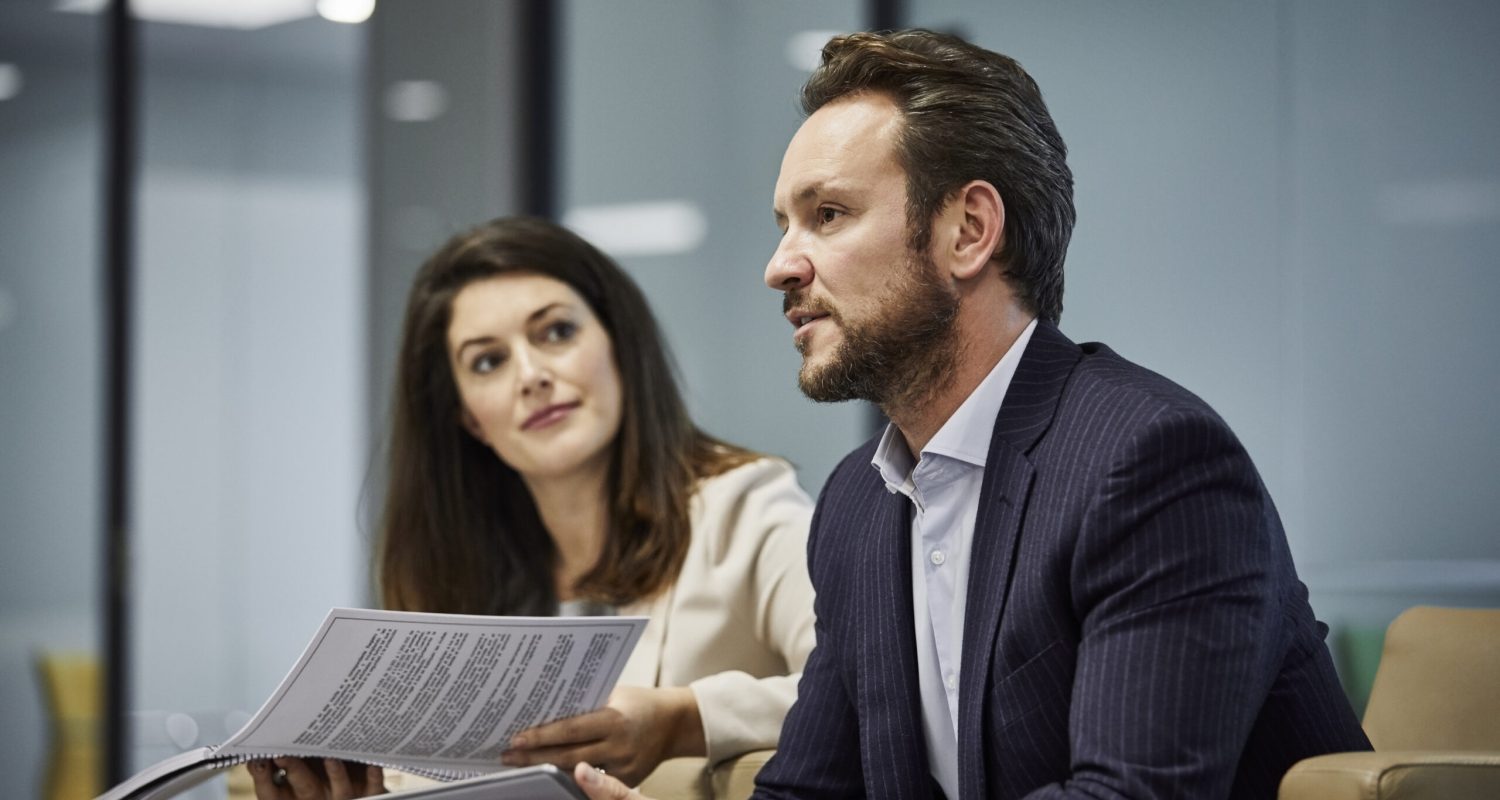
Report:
765,236,813,291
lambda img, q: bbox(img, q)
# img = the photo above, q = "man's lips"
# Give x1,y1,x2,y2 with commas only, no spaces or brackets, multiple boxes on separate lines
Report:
785,309,831,332
522,401,581,431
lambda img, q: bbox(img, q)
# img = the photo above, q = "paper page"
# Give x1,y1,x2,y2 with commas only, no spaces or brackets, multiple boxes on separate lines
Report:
217,608,645,774
95,747,217,800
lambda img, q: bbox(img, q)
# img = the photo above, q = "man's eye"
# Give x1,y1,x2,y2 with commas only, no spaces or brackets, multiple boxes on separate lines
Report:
818,207,843,225
542,320,577,343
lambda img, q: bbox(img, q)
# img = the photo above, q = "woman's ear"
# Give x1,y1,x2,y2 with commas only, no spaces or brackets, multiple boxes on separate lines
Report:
937,179,1005,282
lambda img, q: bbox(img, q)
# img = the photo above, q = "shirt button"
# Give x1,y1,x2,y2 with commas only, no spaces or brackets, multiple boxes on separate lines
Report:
946,674,957,690
930,549,946,566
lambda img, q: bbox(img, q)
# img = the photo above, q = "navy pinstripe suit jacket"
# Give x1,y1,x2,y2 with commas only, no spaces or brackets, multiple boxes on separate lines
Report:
754,321,1369,799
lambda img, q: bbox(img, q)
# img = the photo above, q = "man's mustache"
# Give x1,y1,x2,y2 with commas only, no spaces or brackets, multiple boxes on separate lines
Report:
782,289,838,321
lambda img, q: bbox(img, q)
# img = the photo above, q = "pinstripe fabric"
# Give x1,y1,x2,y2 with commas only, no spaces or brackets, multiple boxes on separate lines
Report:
754,321,1369,799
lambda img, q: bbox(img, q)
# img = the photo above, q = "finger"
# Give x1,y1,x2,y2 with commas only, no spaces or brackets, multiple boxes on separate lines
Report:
502,741,599,768
275,757,326,800
574,762,642,800
247,760,289,800
511,710,613,750
365,765,387,796
324,759,352,800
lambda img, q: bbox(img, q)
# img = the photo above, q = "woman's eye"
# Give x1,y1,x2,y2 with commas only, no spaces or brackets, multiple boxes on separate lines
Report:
471,351,505,374
542,320,577,343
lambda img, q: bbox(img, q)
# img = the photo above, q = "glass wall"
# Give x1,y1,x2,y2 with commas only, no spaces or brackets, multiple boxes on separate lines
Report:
559,0,870,496
907,0,1500,698
0,3,105,796
127,7,368,789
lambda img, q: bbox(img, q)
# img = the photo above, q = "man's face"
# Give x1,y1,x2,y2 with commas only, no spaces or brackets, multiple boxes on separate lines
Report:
767,93,959,407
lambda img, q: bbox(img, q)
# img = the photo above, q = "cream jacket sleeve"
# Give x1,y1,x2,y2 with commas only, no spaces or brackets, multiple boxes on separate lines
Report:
617,458,816,765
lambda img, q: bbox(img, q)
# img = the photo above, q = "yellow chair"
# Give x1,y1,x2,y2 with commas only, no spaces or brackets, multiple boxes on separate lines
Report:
1280,606,1500,799
35,651,102,800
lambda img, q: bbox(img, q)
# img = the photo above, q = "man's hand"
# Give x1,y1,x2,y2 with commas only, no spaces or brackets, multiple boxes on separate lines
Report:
247,758,385,800
502,685,704,787
573,761,655,800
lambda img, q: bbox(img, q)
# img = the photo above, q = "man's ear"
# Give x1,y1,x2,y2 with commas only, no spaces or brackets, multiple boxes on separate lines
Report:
459,407,485,443
936,179,1005,282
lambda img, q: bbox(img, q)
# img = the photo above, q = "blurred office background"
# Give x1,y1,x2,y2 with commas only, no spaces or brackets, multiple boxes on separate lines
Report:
2,0,1497,796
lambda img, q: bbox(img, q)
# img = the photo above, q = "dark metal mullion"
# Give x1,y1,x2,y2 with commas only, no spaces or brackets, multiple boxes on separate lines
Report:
103,0,138,786
518,0,558,219
870,0,906,31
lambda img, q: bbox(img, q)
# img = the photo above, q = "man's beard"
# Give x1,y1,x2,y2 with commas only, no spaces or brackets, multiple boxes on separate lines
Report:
788,249,961,411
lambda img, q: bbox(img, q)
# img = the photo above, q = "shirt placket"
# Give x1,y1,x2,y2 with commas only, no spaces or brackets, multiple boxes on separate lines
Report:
916,463,963,732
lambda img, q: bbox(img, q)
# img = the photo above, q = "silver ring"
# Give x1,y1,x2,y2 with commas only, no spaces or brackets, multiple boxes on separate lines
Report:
271,767,289,787
595,766,607,775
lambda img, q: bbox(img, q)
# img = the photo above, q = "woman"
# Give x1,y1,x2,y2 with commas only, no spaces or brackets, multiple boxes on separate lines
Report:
252,217,814,799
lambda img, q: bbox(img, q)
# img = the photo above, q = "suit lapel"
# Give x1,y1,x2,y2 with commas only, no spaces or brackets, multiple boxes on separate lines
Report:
855,476,934,797
958,321,1081,798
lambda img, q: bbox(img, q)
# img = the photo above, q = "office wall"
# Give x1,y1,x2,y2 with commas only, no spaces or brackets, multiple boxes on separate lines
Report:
126,17,367,776
560,0,869,498
908,0,1500,629
366,0,526,500
0,7,103,794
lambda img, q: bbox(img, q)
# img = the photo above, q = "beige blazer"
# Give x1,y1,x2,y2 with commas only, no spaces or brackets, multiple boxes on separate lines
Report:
381,458,815,794
618,457,816,765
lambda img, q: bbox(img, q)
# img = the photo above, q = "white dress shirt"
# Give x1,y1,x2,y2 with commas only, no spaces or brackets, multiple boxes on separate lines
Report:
871,318,1037,799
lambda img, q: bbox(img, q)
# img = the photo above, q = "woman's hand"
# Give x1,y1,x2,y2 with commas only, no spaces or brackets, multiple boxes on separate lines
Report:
573,761,655,800
501,685,704,787
247,758,386,800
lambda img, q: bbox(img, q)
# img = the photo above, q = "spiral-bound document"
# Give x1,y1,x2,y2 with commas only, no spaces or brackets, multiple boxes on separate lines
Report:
97,607,645,800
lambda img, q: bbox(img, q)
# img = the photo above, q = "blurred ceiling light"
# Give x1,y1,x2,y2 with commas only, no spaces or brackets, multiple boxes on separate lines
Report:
0,63,21,102
384,80,449,122
55,0,317,30
316,0,374,24
785,30,843,72
564,201,708,258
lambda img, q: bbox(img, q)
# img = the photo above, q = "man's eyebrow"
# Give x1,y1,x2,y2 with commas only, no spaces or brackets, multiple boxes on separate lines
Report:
773,181,835,225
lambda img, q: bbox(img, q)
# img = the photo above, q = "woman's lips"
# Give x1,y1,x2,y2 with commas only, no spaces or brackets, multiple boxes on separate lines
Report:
522,401,581,431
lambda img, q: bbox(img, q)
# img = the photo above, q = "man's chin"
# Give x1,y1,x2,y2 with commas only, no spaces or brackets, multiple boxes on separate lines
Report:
797,359,867,404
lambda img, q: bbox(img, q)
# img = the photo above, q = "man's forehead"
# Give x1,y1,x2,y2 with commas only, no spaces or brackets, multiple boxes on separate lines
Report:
774,95,904,205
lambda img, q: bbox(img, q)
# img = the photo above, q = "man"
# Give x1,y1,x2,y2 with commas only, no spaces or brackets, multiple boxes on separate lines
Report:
578,29,1369,800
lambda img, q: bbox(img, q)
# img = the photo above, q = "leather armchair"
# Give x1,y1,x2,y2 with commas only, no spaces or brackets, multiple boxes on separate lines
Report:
638,752,773,800
1280,606,1500,799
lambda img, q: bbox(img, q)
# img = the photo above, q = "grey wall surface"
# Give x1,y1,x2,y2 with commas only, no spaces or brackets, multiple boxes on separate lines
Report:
0,5,103,794
126,16,367,779
560,0,869,498
909,0,1500,629
367,0,525,465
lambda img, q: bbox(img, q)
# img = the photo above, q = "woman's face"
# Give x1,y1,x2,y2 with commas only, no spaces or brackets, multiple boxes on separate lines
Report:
447,273,623,483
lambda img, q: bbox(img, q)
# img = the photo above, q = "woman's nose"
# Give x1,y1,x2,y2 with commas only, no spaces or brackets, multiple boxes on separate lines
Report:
515,349,554,397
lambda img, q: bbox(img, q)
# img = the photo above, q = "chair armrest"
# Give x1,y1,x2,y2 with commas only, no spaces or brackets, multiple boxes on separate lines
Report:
1280,750,1500,800
711,750,774,800
638,757,711,800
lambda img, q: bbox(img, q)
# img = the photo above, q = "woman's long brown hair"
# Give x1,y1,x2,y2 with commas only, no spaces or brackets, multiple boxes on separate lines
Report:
378,217,758,615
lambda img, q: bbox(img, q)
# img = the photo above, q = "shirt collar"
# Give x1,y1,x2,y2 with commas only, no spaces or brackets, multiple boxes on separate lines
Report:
872,317,1039,490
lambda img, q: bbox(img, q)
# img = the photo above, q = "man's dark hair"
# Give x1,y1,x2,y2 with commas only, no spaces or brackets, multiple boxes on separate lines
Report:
802,29,1075,322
